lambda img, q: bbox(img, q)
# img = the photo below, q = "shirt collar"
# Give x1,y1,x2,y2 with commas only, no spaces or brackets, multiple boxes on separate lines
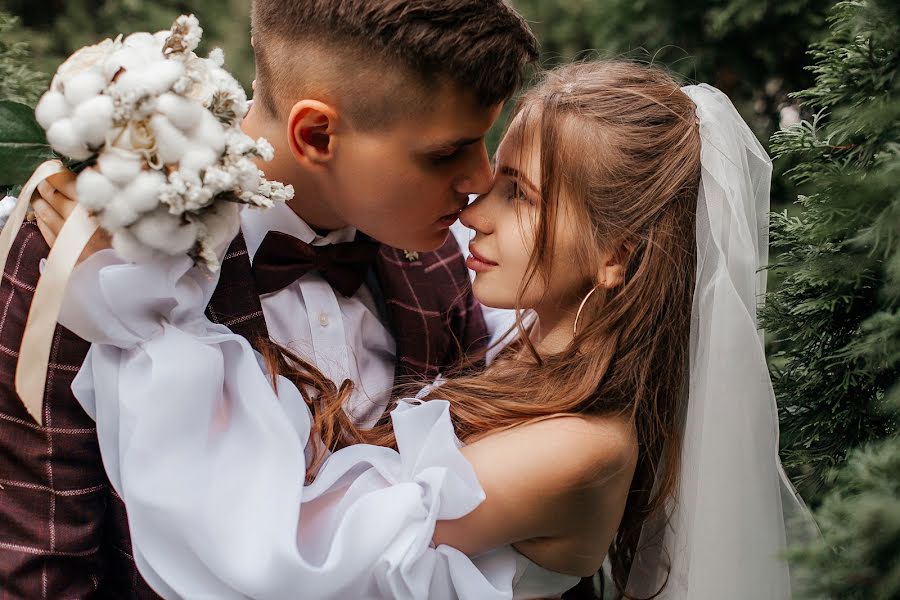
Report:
241,201,358,262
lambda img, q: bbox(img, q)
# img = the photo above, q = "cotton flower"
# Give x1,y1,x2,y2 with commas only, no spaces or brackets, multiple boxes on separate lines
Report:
73,95,115,148
156,93,204,132
165,15,203,57
233,161,261,192
122,171,167,214
63,71,107,107
150,114,190,164
208,48,225,68
193,111,226,154
181,145,220,174
202,165,235,192
35,91,71,130
131,207,198,253
75,169,118,212
255,138,275,162
98,196,141,230
113,58,184,99
195,201,241,271
97,147,144,186
39,14,291,271
224,129,255,157
46,119,91,161
111,228,157,262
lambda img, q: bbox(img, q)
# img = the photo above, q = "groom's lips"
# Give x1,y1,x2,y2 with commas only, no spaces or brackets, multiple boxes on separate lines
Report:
436,209,462,227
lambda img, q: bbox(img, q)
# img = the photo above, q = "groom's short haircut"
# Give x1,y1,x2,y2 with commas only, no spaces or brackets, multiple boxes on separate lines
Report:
251,0,539,129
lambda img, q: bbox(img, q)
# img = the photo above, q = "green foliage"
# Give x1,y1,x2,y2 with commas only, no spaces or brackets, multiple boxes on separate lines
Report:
510,0,834,207
511,0,831,137
0,0,254,88
0,100,53,188
762,0,900,501
789,432,900,599
763,1,899,594
0,12,47,105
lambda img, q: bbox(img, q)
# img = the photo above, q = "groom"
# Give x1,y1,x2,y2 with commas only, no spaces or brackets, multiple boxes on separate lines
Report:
0,1,538,597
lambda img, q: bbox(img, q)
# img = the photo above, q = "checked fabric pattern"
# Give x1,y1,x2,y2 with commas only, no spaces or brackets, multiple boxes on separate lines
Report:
0,221,486,599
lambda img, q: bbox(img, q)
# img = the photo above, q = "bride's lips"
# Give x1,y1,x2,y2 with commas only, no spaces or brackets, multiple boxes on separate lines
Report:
466,244,498,272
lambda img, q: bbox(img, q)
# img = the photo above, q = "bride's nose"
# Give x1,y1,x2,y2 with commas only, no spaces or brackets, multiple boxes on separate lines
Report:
459,193,493,235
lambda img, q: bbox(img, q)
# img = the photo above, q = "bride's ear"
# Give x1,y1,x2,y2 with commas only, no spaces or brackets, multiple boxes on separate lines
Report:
286,100,340,167
597,239,637,289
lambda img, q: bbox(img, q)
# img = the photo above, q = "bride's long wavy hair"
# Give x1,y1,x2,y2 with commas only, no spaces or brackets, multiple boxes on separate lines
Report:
263,60,701,599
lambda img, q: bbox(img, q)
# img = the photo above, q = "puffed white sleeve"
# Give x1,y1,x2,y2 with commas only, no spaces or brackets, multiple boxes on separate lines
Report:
58,250,519,600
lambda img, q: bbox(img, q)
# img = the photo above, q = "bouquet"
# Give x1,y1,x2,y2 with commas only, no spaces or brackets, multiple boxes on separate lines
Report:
0,15,292,425
32,14,292,271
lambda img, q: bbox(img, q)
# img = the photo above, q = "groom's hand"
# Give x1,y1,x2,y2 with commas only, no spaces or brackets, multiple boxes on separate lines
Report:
33,170,112,261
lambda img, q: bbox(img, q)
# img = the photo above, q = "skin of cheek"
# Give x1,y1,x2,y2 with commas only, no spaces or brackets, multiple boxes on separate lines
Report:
327,134,458,251
322,94,500,252
473,198,591,316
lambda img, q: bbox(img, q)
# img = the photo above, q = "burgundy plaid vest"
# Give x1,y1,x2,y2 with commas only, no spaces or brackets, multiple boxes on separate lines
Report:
0,223,486,599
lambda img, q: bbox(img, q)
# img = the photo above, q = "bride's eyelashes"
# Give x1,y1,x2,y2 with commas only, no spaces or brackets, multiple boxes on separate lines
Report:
506,181,535,205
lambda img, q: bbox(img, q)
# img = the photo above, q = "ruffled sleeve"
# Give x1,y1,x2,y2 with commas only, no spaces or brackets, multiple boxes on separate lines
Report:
58,252,518,600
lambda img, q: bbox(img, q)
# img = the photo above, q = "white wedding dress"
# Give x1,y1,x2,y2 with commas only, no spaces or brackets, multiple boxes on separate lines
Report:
58,250,580,600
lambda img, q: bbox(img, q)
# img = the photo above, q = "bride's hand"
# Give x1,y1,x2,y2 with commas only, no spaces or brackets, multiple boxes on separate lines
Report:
32,170,112,261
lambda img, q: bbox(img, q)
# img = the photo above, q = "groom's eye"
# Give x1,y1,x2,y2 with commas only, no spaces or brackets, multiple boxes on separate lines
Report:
430,146,464,165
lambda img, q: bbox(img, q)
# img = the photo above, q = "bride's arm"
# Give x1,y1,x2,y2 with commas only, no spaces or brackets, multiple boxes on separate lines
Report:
434,415,637,577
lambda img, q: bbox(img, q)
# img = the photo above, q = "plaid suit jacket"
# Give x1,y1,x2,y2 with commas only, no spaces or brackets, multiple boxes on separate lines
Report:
0,222,487,599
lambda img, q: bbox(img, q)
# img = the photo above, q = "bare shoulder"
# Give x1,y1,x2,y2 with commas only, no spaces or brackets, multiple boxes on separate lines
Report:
463,412,638,491
434,412,638,557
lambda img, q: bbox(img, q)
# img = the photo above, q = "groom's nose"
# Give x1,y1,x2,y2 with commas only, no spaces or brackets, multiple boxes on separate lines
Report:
452,144,492,196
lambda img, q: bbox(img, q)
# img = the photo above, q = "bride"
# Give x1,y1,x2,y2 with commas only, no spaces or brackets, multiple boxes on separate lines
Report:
35,60,811,599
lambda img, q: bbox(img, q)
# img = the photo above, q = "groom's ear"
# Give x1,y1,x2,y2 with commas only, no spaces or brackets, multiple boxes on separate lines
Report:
287,100,340,167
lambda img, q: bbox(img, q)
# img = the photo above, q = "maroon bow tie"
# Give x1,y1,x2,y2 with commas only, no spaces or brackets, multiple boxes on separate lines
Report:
252,230,381,297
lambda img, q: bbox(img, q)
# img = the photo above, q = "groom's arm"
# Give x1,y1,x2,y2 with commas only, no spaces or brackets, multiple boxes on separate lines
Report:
0,222,107,598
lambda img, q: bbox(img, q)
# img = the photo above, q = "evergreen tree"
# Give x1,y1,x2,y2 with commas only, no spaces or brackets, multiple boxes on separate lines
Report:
764,2,899,594
762,0,899,501
0,0,254,88
0,12,46,105
511,0,832,141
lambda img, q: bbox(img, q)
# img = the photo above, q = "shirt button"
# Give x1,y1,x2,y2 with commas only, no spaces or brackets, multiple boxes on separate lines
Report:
319,312,330,327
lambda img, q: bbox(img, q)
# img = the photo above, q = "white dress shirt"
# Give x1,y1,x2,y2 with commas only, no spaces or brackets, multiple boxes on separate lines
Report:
241,203,396,428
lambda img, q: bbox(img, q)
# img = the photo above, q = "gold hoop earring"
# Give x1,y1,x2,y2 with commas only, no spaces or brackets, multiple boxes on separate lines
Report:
573,284,602,336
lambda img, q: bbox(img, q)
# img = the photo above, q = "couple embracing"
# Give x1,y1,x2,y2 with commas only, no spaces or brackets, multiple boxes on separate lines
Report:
1,1,812,598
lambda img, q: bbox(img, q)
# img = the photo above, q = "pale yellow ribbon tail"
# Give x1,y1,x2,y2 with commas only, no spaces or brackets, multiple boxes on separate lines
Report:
0,161,99,425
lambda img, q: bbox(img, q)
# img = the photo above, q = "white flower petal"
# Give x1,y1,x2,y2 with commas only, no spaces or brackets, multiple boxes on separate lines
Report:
54,38,119,88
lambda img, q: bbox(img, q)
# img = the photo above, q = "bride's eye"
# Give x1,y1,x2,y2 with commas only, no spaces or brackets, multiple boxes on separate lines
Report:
506,182,531,204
